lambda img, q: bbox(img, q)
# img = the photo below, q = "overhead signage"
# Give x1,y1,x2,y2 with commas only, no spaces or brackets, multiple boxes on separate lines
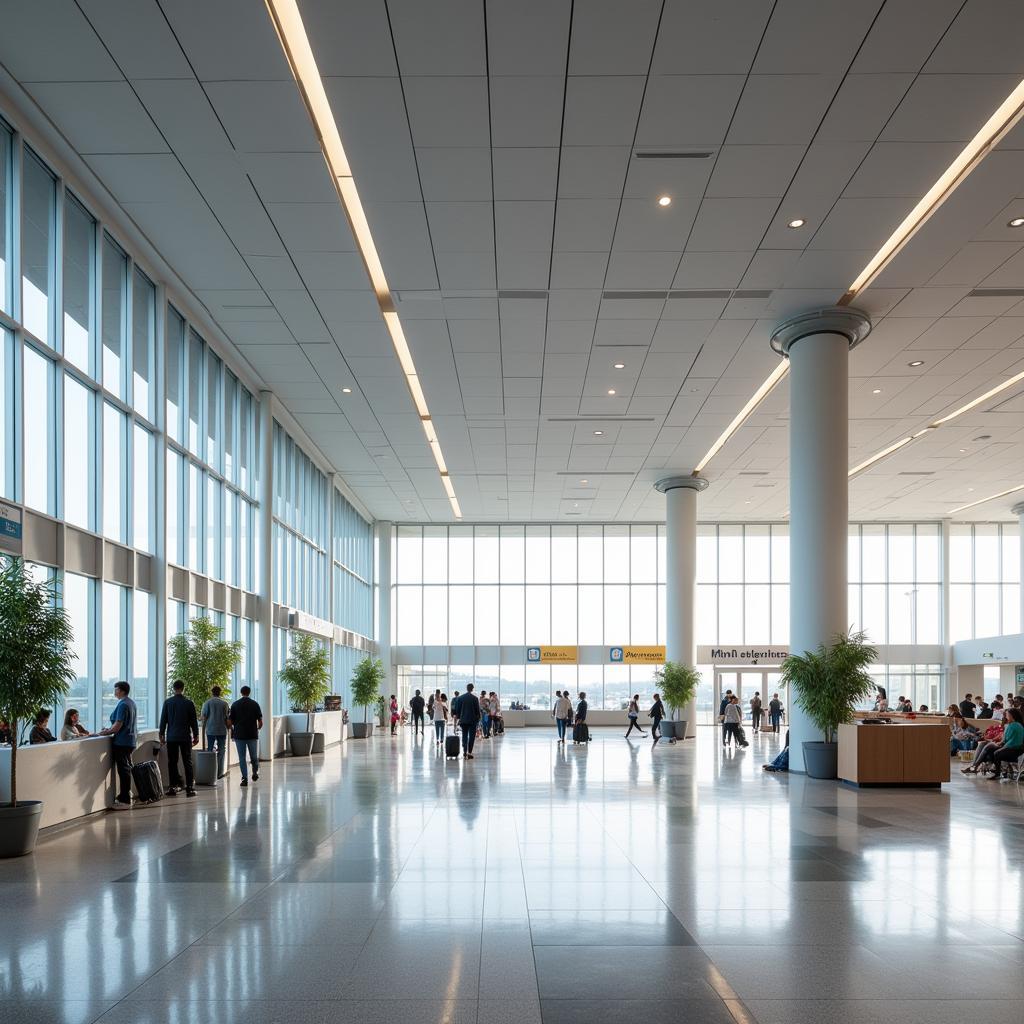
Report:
289,609,334,639
699,646,789,666
0,502,22,548
527,646,577,664
610,645,666,664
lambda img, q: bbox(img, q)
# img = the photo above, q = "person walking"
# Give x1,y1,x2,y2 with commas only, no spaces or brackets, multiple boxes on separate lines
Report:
100,681,137,809
723,695,743,747
201,685,231,779
455,683,481,759
553,690,572,743
409,689,426,736
649,692,665,744
159,679,199,797
719,688,734,744
433,692,448,745
625,694,646,737
228,685,263,787
480,690,492,738
768,693,783,734
489,692,502,734
750,692,763,733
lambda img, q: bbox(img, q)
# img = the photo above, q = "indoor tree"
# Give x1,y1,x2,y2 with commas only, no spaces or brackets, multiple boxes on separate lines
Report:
280,633,332,733
167,616,243,714
0,559,76,809
350,657,384,730
656,661,701,739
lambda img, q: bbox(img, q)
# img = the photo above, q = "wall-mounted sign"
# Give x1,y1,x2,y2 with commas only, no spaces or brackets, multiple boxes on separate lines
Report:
527,646,578,664
0,502,23,546
699,646,789,666
1017,664,1024,686
289,609,334,639
609,645,666,664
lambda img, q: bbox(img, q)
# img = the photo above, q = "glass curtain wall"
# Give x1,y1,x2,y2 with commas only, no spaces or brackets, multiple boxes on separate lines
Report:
334,492,374,693
949,523,1020,640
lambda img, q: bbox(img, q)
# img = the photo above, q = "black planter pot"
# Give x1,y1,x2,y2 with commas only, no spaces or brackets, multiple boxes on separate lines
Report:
802,741,838,779
351,722,374,738
0,801,44,857
193,750,218,786
659,721,676,739
289,732,315,757
311,732,325,754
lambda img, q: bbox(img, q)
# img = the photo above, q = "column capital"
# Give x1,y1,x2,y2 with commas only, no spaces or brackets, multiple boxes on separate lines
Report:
655,475,709,494
1011,501,1024,516
770,306,871,357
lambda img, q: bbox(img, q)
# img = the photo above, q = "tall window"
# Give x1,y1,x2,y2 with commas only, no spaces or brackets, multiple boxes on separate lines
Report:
23,344,55,513
63,375,95,530
0,124,11,314
101,236,127,398
950,523,1020,640
21,149,54,344
132,269,155,420
63,195,94,374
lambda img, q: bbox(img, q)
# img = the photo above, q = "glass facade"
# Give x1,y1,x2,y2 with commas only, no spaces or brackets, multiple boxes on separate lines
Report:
949,523,1020,640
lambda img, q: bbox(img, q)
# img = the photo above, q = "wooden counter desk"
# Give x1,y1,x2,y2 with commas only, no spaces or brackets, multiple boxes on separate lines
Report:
837,721,950,787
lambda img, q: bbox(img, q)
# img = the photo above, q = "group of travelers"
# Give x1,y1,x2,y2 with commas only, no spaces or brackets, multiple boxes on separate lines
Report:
418,684,504,758
951,693,1024,781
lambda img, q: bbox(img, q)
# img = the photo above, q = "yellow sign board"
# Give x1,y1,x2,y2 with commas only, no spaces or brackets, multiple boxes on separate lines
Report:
609,645,666,664
527,646,578,664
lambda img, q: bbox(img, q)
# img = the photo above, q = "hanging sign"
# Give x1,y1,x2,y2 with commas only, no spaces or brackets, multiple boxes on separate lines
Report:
0,502,22,548
699,646,789,665
527,646,578,664
609,645,666,664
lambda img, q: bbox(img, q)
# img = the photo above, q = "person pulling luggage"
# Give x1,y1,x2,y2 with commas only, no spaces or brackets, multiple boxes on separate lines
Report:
573,692,589,744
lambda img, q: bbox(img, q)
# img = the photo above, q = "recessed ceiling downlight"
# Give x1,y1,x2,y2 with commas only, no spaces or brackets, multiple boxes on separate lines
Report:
908,360,925,367
658,196,672,207
787,218,805,228
593,430,604,436
613,363,625,369
1009,217,1024,227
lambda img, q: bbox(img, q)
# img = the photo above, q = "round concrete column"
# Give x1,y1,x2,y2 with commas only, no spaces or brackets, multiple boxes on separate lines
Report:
656,475,708,738
1013,501,1024,634
771,307,871,771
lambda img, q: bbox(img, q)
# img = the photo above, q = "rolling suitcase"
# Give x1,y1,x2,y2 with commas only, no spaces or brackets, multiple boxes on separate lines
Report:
493,716,504,735
445,730,461,759
572,722,589,744
131,760,163,803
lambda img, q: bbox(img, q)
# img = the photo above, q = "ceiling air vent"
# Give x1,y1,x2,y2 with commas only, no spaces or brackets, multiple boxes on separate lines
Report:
898,471,935,476
732,290,772,299
967,288,1024,297
634,150,714,159
498,290,548,299
668,289,731,299
601,291,668,300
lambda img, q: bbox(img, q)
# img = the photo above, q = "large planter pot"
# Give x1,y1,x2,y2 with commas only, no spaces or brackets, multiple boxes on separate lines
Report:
289,732,315,757
351,722,374,739
0,801,44,858
802,741,838,780
193,750,218,786
311,732,325,754
659,721,676,739
672,720,688,740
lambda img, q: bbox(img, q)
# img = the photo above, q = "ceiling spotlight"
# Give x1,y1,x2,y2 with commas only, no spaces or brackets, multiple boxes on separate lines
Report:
908,360,925,367
607,389,616,395
613,363,625,370
658,195,672,207
342,387,352,393
593,430,603,436
787,218,805,228
1009,217,1024,227
872,388,882,394
959,448,967,453
580,479,588,485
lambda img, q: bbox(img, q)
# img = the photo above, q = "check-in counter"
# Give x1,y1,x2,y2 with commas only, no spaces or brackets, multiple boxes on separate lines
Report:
838,722,951,786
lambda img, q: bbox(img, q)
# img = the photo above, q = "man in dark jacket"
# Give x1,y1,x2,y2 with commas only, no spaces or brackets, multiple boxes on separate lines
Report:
719,688,734,743
959,694,976,719
159,679,199,797
454,683,481,759
409,689,426,736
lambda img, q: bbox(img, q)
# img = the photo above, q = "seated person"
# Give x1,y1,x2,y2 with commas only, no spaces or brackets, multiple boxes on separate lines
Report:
29,709,58,744
918,704,929,713
763,729,790,773
991,700,1005,721
949,712,979,756
971,708,1024,780
962,721,1004,774
977,700,993,719
59,708,90,741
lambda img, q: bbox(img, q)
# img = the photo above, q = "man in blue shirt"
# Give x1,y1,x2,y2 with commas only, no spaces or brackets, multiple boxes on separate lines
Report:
100,681,137,810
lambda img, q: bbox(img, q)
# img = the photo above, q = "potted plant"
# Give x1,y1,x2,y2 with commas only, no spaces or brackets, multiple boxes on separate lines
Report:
279,633,331,757
350,657,384,738
167,616,243,785
656,662,701,740
0,559,76,857
780,629,877,779
375,694,387,728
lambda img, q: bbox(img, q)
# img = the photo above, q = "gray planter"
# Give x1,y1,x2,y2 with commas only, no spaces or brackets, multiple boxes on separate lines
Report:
193,750,218,786
0,801,44,858
351,722,374,739
311,732,325,754
289,732,315,757
659,720,676,739
673,720,688,740
802,741,838,779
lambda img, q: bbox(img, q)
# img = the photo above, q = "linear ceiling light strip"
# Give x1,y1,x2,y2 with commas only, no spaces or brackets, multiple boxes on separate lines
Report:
694,78,1024,480
264,0,461,519
949,483,1024,515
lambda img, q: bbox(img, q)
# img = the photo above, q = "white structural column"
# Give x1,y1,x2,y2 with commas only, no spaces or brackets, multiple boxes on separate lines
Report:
1014,502,1024,634
258,390,275,760
375,521,393,694
771,308,871,772
655,476,707,738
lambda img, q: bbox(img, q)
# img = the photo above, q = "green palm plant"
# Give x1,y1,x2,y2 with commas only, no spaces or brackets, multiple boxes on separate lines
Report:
351,657,384,723
780,630,877,743
279,633,331,732
0,559,76,806
656,661,701,718
167,616,243,715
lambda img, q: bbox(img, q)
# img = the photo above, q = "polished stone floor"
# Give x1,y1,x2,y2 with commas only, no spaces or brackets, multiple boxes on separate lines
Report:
3,727,1024,1024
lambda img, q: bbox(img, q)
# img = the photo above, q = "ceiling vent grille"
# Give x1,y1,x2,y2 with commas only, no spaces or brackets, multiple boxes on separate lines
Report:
498,290,548,299
898,471,935,476
634,150,714,159
967,288,1024,297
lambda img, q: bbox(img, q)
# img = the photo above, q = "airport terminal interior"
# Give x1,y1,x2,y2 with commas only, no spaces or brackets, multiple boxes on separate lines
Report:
1,2,1024,1022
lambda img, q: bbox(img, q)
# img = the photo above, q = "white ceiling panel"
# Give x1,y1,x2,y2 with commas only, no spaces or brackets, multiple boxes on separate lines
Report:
728,75,842,146
562,77,646,147
490,77,565,148
133,79,234,155
637,76,745,147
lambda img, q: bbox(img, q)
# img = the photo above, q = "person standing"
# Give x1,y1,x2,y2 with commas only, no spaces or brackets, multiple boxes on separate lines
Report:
159,679,199,797
409,689,426,736
228,685,263,787
750,692,763,733
625,694,646,738
719,688,734,744
768,693,783,733
574,691,589,743
489,692,502,734
648,692,665,744
723,695,743,747
456,683,481,759
553,690,572,743
959,693,976,719
433,692,448,745
201,685,231,779
100,681,137,809
389,695,399,735
480,690,492,738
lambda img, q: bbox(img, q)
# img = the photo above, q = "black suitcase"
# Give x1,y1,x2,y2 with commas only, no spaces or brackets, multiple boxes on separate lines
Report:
132,760,163,803
445,734,461,759
493,717,504,735
573,722,589,744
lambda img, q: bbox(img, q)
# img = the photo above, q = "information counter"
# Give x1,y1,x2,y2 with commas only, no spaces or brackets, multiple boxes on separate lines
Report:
837,722,950,787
